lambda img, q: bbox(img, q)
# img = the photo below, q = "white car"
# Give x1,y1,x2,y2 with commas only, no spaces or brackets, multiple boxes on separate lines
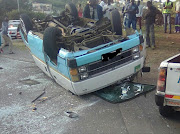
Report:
155,53,180,117
8,20,21,39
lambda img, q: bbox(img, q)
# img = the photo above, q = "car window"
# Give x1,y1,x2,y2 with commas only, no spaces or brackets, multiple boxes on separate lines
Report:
8,24,19,28
13,24,19,27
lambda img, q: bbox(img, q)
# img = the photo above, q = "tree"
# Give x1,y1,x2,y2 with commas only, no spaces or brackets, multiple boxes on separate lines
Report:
0,0,32,25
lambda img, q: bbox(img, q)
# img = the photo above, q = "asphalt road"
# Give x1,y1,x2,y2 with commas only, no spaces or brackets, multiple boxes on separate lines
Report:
0,40,180,134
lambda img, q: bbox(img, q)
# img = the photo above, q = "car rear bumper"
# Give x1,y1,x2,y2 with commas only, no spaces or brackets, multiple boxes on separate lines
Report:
72,57,144,95
156,92,180,107
9,33,17,38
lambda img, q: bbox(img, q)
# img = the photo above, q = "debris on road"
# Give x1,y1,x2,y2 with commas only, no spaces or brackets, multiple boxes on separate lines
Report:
19,79,40,86
31,88,46,103
37,97,48,103
31,103,37,112
0,67,3,69
94,82,156,103
32,107,37,112
64,111,79,118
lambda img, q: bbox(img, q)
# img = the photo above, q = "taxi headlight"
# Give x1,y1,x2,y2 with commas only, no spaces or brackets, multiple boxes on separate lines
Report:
78,66,87,73
132,46,139,53
80,73,88,80
133,53,140,60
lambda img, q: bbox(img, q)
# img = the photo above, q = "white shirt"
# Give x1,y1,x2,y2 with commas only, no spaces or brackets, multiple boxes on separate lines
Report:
136,5,144,17
99,1,105,7
176,1,180,12
103,4,115,19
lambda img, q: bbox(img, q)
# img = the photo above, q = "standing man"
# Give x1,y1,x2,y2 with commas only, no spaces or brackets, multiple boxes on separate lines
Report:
0,16,14,54
163,0,173,34
144,1,160,49
125,0,138,30
122,0,130,28
136,0,144,30
175,0,180,33
83,0,103,20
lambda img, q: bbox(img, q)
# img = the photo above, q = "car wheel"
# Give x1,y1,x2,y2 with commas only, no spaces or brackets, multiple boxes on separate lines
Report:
159,106,174,117
43,27,63,61
20,14,33,41
65,3,78,20
110,9,122,35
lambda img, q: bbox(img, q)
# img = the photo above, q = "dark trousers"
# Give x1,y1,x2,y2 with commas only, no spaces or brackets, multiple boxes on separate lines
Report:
145,24,155,46
163,13,171,33
136,17,142,29
126,19,137,30
175,13,180,32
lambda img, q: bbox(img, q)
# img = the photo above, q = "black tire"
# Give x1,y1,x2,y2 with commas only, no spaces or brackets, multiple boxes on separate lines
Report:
110,9,122,35
159,106,174,117
20,14,33,35
65,3,78,19
43,27,62,61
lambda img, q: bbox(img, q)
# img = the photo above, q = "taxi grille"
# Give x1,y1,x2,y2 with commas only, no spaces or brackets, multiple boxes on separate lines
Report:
88,50,133,76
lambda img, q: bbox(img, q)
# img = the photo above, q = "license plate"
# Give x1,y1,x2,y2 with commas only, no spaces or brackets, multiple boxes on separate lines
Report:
166,100,180,106
134,64,141,73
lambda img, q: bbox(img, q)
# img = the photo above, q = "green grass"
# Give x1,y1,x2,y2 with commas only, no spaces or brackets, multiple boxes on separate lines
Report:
13,40,26,50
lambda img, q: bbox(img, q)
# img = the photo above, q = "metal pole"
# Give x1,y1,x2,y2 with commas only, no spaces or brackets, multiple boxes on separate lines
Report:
17,0,20,12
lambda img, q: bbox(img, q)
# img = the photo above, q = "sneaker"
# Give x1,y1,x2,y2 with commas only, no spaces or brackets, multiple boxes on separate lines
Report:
9,52,15,54
151,46,155,50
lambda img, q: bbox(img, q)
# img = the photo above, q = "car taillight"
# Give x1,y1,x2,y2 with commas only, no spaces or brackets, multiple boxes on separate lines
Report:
8,24,13,28
9,31,12,34
157,68,167,92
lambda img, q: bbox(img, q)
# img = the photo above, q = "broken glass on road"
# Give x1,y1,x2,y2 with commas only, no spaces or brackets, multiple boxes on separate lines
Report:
94,82,156,103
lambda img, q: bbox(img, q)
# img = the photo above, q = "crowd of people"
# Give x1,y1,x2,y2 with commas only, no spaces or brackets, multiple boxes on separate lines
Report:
0,0,179,54
77,0,180,50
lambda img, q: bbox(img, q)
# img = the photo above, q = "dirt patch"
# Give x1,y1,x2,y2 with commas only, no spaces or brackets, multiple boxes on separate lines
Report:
19,79,40,86
13,40,26,50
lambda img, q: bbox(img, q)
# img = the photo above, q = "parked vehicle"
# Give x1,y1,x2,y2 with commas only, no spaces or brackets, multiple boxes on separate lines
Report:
8,20,21,39
155,53,180,117
20,3,148,95
0,29,2,46
0,29,4,46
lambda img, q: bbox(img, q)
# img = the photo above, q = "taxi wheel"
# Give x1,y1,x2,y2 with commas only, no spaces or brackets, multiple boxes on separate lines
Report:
110,9,122,35
20,14,33,35
65,3,78,20
159,106,174,117
43,27,62,61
